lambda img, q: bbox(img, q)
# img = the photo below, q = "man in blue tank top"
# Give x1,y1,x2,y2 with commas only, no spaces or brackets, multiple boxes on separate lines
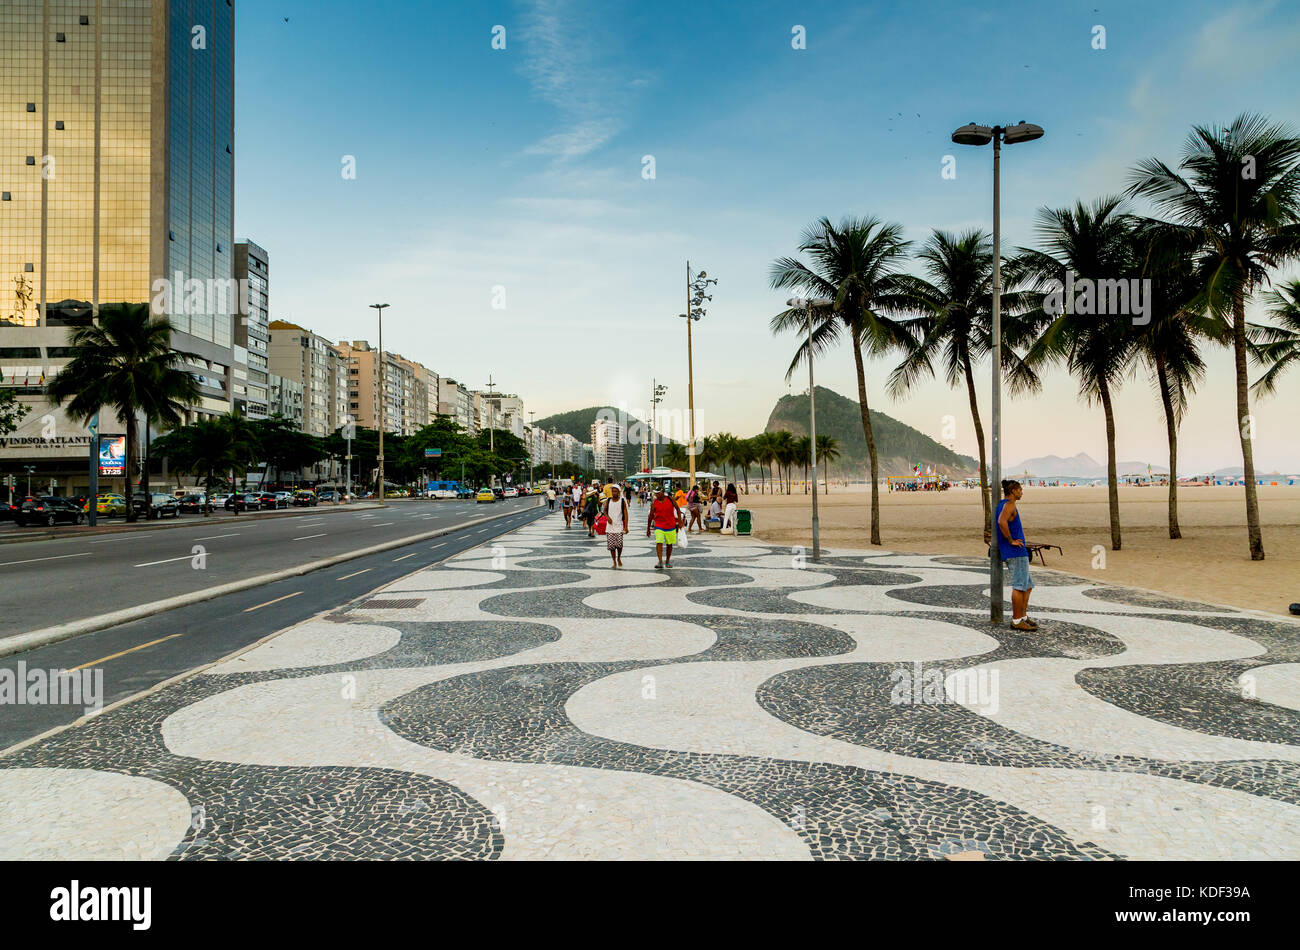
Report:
995,479,1036,630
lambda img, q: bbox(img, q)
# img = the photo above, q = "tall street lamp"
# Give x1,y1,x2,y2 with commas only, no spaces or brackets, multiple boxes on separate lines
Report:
950,120,1044,624
370,303,389,501
787,296,832,561
650,380,666,468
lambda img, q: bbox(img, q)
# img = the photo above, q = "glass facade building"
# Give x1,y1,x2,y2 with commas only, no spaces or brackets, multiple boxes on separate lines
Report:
0,0,235,494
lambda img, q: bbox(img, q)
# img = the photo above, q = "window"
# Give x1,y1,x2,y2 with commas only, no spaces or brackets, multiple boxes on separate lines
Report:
24,263,34,273
26,156,35,165
0,347,41,358
56,32,66,42
80,15,90,25
2,193,9,201
26,103,36,113
46,347,79,358
55,121,65,130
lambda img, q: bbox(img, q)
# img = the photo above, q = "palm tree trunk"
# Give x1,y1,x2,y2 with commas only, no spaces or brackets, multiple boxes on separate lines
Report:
1098,378,1121,550
1233,289,1264,560
962,351,990,529
1154,353,1181,539
852,341,882,545
124,414,138,523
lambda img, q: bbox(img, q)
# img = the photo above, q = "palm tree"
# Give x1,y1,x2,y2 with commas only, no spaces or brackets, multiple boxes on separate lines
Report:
663,442,688,470
731,437,756,494
1127,114,1300,560
750,432,774,493
1129,222,1218,539
1252,279,1300,396
816,434,841,492
795,435,812,492
887,229,1042,527
770,215,915,544
770,430,797,493
1017,197,1141,551
46,304,200,522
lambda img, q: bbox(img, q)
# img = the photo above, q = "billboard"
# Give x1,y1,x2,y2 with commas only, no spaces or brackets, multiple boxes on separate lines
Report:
424,448,442,457
99,435,126,477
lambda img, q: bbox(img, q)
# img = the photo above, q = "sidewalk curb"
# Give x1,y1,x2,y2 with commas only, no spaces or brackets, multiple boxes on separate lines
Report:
0,501,390,546
0,500,544,660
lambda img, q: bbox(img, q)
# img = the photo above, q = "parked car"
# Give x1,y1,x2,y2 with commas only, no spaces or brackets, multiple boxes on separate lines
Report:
96,493,129,518
292,490,319,507
0,497,23,521
275,491,294,507
15,496,85,527
132,492,180,519
178,493,207,514
317,490,338,504
475,488,496,504
225,493,261,512
209,493,231,509
254,491,281,510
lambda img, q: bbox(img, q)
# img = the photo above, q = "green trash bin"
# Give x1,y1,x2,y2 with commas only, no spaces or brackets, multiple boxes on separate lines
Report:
735,508,752,536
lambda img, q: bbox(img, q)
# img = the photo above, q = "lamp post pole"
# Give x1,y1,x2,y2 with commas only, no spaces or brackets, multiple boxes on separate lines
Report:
807,305,820,562
528,410,536,489
684,262,696,487
370,303,389,500
950,120,1043,624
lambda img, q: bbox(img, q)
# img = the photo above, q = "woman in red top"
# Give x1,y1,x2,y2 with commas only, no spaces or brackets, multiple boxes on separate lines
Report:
646,485,683,569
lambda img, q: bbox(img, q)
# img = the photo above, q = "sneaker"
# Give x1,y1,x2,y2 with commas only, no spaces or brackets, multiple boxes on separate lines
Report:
654,563,663,570
1010,617,1038,631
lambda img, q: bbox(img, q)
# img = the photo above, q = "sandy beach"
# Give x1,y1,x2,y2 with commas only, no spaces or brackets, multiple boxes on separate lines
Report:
739,484,1300,617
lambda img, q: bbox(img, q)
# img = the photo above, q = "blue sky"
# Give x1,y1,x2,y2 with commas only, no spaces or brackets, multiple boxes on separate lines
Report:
234,0,1300,471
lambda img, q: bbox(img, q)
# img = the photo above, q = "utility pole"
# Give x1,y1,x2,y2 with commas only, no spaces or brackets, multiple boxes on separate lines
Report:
370,304,389,500
484,375,497,454
528,410,536,488
685,262,696,486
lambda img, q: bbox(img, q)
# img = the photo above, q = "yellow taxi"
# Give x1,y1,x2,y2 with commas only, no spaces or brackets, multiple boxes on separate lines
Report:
475,488,496,504
96,493,128,517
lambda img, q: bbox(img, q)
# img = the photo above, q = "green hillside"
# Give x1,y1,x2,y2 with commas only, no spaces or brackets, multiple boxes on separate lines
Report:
766,386,978,476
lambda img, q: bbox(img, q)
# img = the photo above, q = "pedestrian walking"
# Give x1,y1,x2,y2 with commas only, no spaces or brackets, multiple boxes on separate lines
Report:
561,486,575,527
721,482,739,533
582,487,600,537
603,483,628,568
686,483,703,533
646,484,683,569
546,486,556,511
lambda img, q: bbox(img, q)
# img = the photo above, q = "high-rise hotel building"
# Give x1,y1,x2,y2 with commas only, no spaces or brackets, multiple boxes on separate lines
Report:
0,0,235,494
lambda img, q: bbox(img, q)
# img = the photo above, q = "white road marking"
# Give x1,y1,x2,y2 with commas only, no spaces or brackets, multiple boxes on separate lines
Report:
337,569,371,580
193,533,240,541
292,534,327,541
134,554,203,567
372,522,394,527
243,591,303,612
0,552,93,567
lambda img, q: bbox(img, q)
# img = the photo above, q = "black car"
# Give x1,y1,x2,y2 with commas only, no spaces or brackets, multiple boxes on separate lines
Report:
257,491,287,510
16,496,85,527
132,492,180,519
317,490,337,504
178,493,207,514
292,491,319,507
225,493,261,512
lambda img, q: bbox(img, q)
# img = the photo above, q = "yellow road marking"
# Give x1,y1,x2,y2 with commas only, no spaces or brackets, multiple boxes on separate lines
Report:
243,591,303,613
69,634,183,671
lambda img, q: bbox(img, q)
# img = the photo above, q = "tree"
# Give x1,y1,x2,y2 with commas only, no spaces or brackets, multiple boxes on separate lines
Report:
1252,279,1300,397
887,229,1041,527
1017,197,1140,551
46,304,200,522
1129,222,1218,538
770,216,915,544
730,436,756,494
662,442,688,471
816,434,841,492
0,387,27,437
153,413,260,516
770,429,797,493
795,435,812,492
1127,114,1300,560
252,415,327,488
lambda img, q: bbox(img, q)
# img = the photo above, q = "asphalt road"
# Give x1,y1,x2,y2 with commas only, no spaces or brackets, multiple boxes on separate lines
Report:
0,501,553,749
0,496,541,635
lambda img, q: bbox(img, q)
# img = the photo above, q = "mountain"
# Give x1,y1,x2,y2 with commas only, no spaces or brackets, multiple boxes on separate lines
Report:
1008,453,1170,477
532,406,666,473
765,387,978,476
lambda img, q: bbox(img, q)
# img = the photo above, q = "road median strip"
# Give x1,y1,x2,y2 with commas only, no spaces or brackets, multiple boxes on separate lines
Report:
1,501,545,659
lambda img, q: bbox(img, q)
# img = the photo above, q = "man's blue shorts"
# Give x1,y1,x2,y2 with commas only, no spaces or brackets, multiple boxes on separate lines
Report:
1005,555,1033,592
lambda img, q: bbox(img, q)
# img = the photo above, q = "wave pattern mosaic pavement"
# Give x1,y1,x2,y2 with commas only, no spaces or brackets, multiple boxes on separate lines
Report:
3,514,1298,860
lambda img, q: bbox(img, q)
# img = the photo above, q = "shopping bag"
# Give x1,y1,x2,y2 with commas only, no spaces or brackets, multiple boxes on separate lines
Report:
594,514,608,535
677,530,688,549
